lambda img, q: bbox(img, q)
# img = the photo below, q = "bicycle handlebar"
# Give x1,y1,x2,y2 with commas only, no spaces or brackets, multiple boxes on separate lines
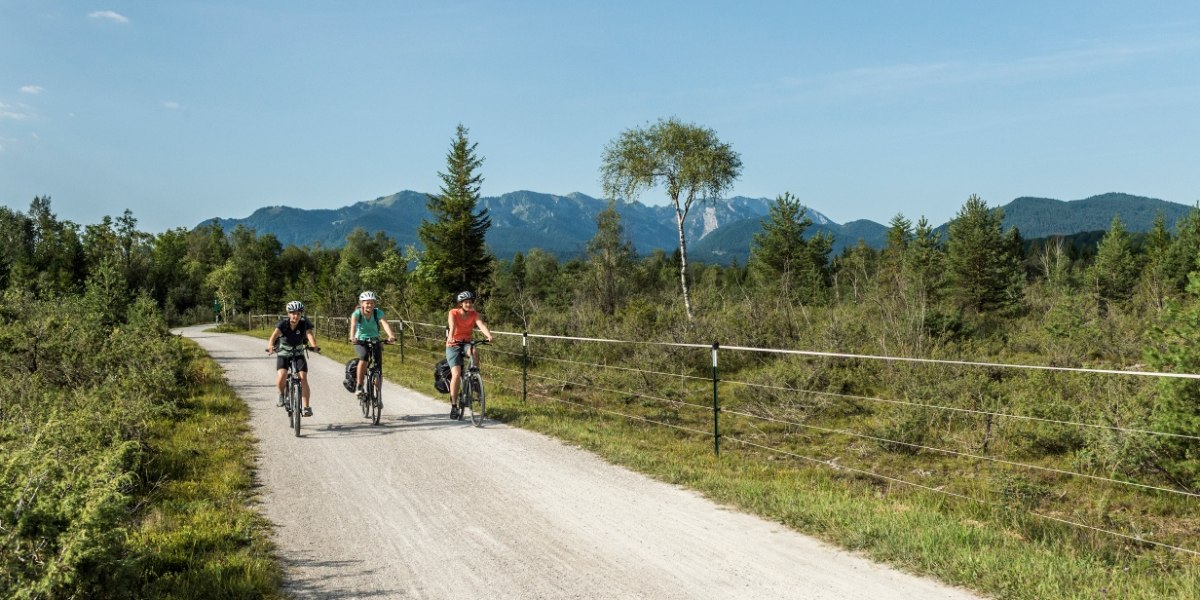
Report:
450,339,491,347
266,345,321,354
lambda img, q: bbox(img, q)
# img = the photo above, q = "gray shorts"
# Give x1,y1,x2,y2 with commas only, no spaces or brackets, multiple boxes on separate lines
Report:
445,344,466,368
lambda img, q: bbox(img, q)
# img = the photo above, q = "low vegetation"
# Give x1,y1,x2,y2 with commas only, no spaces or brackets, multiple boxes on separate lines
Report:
3,148,1199,597
0,289,281,599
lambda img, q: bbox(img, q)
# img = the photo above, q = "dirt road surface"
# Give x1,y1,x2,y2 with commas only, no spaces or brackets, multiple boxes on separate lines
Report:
180,326,983,599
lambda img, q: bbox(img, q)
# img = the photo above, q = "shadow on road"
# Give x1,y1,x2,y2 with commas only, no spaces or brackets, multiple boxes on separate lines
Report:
279,557,397,599
296,412,492,439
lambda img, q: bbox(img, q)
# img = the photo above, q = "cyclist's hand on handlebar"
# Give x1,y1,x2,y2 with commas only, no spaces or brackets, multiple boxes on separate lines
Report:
265,347,274,354
387,337,395,344
310,346,321,353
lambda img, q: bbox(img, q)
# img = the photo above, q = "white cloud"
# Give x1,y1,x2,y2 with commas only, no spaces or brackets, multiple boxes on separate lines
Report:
0,102,30,120
163,101,181,110
780,37,1199,100
20,85,44,95
88,10,129,24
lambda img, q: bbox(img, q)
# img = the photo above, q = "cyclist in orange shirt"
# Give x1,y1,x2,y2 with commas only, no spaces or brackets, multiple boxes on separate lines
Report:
446,291,493,419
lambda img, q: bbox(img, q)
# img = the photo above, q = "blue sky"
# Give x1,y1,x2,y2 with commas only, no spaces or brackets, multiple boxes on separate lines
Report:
2,1,1199,233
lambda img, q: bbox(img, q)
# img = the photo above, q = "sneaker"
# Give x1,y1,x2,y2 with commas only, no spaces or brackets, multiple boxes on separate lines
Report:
450,405,460,419
356,387,365,399
302,406,313,417
277,393,284,407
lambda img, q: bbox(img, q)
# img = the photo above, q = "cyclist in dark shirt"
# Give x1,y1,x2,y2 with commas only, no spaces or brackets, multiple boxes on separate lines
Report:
266,300,320,416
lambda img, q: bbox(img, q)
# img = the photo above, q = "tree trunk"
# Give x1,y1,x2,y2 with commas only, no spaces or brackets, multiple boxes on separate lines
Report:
676,209,694,321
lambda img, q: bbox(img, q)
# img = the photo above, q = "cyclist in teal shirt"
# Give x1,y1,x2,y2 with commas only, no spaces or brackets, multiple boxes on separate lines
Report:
347,291,395,398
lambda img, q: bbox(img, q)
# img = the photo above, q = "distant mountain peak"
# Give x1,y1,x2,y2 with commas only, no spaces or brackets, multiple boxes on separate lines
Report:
202,189,1191,265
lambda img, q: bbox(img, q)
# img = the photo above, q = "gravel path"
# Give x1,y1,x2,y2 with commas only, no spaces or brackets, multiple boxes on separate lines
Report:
180,326,984,599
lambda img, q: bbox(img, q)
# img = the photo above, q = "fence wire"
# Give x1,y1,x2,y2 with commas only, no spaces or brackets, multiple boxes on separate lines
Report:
358,318,1200,556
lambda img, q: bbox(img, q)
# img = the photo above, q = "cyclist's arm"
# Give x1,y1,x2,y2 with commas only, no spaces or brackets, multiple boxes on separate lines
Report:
381,318,396,342
446,311,457,343
476,318,494,343
266,328,281,353
305,328,319,351
348,313,358,343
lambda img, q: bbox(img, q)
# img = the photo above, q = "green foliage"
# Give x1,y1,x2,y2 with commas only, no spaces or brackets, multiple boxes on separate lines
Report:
1087,217,1139,316
748,192,831,305
0,292,279,598
415,124,495,309
580,202,636,316
1144,276,1200,492
945,194,1024,314
601,117,743,320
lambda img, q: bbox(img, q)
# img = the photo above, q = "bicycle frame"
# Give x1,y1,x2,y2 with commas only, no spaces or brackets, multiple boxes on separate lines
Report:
355,339,386,425
452,340,488,426
282,352,305,437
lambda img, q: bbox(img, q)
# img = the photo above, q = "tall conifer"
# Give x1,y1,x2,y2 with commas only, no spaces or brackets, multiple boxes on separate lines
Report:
416,124,494,307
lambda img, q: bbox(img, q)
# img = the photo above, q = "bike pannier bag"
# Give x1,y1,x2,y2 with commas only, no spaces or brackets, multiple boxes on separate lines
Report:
434,359,451,394
343,358,360,392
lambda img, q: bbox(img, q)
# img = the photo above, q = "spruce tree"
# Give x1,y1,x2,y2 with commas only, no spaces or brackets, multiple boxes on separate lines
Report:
1087,216,1138,316
416,124,494,308
748,192,830,305
945,194,1023,314
583,202,635,316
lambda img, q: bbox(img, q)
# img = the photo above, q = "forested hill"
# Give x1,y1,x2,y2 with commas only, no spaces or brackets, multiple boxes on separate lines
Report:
206,190,1191,263
998,193,1193,238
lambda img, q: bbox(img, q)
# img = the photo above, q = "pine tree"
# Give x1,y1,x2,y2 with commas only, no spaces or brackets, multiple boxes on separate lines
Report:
1136,212,1173,312
748,192,830,305
945,194,1023,314
1086,216,1138,317
416,124,494,308
583,202,636,316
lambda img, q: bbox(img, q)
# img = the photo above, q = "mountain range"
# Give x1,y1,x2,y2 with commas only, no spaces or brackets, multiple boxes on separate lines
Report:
207,191,1195,264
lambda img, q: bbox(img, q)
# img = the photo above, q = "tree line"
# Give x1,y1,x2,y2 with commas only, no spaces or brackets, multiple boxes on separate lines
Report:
2,121,1198,492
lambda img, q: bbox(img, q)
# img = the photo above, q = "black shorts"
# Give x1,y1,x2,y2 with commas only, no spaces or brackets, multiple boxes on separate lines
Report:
277,355,308,372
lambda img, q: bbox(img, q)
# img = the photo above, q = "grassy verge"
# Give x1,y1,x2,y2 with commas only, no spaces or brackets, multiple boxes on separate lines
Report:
127,339,283,599
252,328,1200,600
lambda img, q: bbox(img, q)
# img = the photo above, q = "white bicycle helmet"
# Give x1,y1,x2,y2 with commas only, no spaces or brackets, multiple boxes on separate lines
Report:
359,291,378,302
456,291,475,303
285,300,304,312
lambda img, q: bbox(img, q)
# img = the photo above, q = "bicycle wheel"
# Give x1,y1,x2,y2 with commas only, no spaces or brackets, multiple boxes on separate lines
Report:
468,374,485,426
360,371,371,418
291,377,302,437
370,370,382,425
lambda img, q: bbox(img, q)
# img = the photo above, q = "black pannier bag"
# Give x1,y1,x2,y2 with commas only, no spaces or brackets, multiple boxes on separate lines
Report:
343,358,360,392
434,359,451,394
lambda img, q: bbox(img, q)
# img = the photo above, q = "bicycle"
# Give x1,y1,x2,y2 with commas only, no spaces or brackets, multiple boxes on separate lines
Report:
451,339,489,426
354,339,391,426
271,344,319,437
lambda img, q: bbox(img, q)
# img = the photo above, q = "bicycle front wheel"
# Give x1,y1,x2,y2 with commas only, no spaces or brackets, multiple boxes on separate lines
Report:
369,370,382,425
360,375,371,418
291,378,302,437
467,374,485,426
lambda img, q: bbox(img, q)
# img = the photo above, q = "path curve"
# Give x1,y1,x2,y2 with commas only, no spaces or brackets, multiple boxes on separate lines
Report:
180,326,983,599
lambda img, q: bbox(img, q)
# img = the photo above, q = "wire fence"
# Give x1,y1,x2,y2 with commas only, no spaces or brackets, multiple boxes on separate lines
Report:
255,314,1200,557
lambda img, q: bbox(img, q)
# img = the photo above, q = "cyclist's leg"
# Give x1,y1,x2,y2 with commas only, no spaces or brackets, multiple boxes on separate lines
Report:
449,364,463,402
298,370,310,409
353,343,369,395
275,366,287,405
446,345,463,415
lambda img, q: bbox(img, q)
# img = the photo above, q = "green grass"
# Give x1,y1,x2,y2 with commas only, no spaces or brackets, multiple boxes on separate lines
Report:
127,340,283,599
250,327,1200,600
